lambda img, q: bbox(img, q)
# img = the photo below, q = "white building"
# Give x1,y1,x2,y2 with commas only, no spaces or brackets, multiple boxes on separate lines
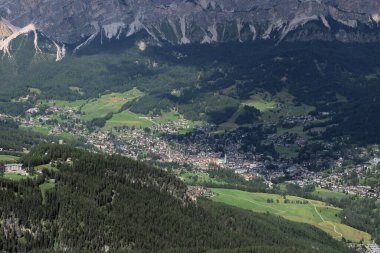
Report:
5,164,28,176
368,243,380,253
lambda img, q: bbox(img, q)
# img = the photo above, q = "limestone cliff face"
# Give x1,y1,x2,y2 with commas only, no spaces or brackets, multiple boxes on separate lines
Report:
1,0,380,50
0,21,12,39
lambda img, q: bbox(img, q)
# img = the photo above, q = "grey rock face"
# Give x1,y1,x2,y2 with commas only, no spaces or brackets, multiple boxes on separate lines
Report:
1,0,380,46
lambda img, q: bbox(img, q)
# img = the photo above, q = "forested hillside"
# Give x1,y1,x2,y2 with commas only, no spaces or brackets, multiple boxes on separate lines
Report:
0,144,352,253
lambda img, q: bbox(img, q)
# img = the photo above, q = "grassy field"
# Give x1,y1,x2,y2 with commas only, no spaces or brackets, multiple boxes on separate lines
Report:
243,94,277,112
104,109,201,132
312,187,350,201
0,155,20,162
35,164,58,172
155,110,181,124
246,90,315,122
3,173,36,181
81,88,145,121
40,99,87,109
104,110,154,129
211,188,371,243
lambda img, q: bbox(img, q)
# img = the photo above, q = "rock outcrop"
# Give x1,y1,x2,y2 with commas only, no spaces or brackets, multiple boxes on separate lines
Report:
1,0,380,56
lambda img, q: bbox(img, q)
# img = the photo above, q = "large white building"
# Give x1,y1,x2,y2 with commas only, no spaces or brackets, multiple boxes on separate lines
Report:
368,243,380,253
5,164,27,176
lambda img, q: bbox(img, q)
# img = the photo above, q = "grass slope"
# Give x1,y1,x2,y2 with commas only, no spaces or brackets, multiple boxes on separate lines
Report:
81,89,144,121
211,188,371,243
312,187,351,200
3,173,36,181
104,110,153,129
0,155,20,162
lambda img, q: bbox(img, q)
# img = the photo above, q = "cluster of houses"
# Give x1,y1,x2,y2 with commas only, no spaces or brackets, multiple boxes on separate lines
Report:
188,186,214,201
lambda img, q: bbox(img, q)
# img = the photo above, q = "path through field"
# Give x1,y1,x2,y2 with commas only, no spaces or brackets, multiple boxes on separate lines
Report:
210,188,371,243
309,200,343,239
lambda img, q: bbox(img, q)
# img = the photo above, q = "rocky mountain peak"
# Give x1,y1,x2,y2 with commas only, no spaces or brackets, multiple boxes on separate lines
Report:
1,0,380,58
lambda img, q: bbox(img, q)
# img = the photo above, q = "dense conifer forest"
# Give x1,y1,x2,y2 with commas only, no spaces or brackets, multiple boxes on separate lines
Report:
0,144,352,252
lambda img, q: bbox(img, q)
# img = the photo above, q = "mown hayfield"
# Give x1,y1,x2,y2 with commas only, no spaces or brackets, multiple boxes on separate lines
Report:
312,187,350,200
0,155,20,162
2,173,37,181
40,99,87,109
211,188,371,243
103,110,153,129
243,95,276,112
80,88,145,121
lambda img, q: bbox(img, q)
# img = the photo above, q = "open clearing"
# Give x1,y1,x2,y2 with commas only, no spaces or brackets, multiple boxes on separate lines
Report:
81,88,145,121
312,187,350,201
0,155,20,162
40,99,87,109
3,173,37,181
104,110,153,129
243,94,277,112
211,188,371,243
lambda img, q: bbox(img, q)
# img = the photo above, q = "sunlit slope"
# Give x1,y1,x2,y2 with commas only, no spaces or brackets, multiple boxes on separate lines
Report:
211,188,371,243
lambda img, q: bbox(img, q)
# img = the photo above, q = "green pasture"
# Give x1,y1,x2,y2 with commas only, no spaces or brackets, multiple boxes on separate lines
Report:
104,110,153,129
312,187,350,201
211,188,371,243
0,155,20,162
81,89,145,121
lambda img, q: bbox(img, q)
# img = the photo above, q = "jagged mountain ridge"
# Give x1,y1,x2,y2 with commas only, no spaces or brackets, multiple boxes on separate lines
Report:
1,0,380,59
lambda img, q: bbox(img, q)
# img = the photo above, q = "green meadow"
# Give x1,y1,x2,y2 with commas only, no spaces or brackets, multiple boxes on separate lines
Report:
3,173,37,181
211,188,371,243
81,88,145,121
104,110,153,129
243,94,277,112
312,187,351,201
40,99,87,109
0,155,20,162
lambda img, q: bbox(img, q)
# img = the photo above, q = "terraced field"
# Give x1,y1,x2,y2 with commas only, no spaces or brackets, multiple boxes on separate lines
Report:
211,188,371,243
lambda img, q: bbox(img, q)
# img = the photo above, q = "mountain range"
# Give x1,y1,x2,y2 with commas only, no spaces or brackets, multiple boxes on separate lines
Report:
1,0,380,59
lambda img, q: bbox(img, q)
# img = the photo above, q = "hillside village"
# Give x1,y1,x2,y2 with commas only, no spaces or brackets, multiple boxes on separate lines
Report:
2,99,380,205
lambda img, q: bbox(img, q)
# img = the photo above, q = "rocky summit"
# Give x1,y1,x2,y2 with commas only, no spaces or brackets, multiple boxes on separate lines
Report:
1,0,380,51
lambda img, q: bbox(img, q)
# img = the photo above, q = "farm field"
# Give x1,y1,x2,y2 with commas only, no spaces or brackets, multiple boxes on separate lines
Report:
40,99,87,109
104,110,154,129
0,155,20,162
312,187,351,200
81,89,145,121
243,94,277,112
244,90,315,122
211,188,371,243
2,173,36,181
